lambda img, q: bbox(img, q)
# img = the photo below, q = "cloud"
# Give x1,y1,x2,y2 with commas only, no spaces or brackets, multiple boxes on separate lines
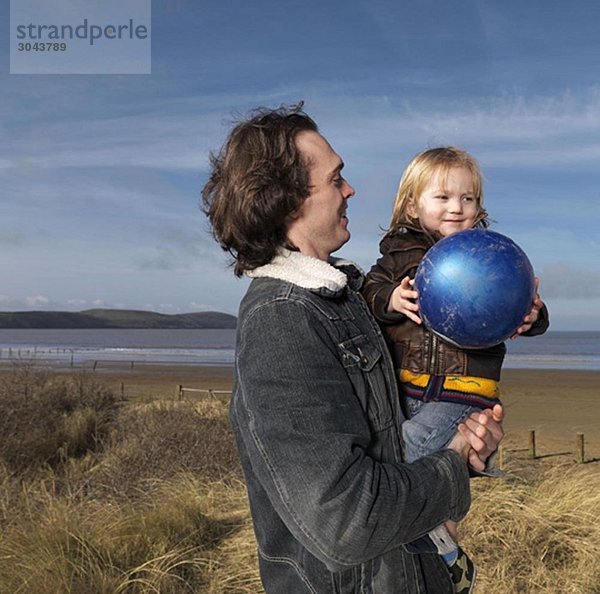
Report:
539,263,600,299
136,226,218,271
542,297,600,331
307,88,600,171
0,90,308,173
188,301,213,311
25,295,50,308
2,116,210,172
4,80,600,183
67,299,88,307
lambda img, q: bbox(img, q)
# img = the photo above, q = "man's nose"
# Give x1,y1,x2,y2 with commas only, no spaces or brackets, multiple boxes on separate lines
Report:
344,180,356,199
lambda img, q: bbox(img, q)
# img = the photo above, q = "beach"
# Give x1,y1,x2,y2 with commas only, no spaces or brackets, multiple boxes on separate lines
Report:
12,362,596,461
499,368,600,460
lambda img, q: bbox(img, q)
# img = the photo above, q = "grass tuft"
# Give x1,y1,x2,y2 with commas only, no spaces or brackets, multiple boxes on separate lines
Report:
0,366,118,474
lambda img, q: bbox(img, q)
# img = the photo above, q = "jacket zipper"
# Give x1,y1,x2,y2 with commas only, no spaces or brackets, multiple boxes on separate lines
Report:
430,333,438,373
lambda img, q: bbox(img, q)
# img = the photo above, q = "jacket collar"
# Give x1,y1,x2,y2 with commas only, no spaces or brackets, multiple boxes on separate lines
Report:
246,249,363,297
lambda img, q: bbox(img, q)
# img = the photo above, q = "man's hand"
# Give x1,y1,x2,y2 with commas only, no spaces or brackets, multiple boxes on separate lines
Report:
448,404,504,472
388,276,422,324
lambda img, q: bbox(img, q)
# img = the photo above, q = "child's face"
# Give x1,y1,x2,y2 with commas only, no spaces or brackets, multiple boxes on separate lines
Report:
409,166,479,237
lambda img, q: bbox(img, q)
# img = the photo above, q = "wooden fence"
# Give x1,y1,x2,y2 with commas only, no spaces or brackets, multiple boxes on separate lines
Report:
177,385,232,401
498,429,588,465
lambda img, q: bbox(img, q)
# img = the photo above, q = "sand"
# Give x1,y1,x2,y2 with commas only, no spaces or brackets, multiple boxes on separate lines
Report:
4,361,598,461
500,368,600,461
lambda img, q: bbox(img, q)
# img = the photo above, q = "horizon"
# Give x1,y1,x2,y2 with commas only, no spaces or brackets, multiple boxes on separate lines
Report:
2,1,600,330
2,308,600,334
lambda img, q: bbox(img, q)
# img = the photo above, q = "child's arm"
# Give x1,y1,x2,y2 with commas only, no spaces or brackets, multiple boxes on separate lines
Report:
511,277,550,339
362,239,426,325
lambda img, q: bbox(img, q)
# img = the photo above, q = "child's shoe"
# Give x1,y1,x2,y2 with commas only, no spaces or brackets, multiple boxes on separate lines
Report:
448,547,476,594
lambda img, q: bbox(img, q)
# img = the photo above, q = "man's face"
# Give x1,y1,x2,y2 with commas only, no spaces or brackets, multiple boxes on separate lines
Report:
286,131,356,261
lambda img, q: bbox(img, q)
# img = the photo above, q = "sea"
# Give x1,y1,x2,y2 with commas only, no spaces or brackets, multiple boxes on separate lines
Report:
0,329,599,371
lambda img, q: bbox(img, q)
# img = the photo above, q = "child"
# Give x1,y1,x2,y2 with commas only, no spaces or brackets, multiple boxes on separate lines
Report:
362,147,549,594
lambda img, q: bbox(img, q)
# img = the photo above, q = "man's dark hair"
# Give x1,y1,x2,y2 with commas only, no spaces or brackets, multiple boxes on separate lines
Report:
201,104,318,276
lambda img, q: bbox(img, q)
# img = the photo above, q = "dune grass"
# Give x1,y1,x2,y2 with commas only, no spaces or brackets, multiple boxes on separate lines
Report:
0,474,260,594
463,461,600,593
0,365,597,593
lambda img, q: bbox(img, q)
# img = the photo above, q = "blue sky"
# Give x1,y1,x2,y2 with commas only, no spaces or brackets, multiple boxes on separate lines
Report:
2,0,599,330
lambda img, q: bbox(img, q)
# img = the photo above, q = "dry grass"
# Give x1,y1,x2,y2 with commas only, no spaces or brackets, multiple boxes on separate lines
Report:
0,366,256,593
0,475,259,594
0,363,118,474
71,399,241,501
463,460,600,593
0,365,597,593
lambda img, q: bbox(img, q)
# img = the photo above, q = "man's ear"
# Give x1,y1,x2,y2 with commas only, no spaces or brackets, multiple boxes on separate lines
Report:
285,211,301,230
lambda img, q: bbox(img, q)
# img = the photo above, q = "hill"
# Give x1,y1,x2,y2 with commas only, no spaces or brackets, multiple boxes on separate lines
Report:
0,309,237,329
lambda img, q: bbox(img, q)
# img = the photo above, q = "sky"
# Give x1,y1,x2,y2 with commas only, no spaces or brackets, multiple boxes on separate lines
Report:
1,0,599,330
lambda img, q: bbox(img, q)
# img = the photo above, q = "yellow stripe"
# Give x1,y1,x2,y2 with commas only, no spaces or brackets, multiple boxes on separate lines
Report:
398,369,430,387
399,370,499,398
444,375,499,398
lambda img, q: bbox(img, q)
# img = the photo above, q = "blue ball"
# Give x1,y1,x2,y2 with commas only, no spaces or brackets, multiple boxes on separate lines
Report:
414,229,535,349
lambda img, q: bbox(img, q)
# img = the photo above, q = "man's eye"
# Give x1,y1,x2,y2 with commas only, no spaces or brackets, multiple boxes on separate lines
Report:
333,177,344,187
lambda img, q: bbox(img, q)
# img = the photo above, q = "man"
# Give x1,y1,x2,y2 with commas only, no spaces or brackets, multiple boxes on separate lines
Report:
202,105,503,593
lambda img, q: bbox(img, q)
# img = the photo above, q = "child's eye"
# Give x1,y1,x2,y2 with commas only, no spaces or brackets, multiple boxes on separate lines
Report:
462,196,475,203
435,195,448,201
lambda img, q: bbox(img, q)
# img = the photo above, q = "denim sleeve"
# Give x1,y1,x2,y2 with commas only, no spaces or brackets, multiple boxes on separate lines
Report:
234,298,471,572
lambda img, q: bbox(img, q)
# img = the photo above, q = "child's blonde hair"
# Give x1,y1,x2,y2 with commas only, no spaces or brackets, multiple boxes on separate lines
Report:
389,146,488,232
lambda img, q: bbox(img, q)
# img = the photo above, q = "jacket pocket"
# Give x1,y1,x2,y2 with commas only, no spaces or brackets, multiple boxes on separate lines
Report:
338,335,393,432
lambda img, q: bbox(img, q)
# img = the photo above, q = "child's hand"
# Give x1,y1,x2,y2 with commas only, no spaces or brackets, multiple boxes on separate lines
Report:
387,276,422,324
511,277,545,339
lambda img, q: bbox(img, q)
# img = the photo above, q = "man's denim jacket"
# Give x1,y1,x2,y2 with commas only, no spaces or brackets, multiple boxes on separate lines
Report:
231,250,471,593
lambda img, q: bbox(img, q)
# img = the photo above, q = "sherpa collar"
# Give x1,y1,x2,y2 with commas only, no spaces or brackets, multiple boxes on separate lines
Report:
246,249,362,295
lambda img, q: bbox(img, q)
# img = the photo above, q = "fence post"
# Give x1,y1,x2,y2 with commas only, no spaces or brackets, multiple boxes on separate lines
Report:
576,433,585,464
120,381,125,400
498,444,505,469
178,384,183,400
528,430,536,460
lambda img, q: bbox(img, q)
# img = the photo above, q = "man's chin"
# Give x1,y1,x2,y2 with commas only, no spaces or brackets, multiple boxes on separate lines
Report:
329,233,350,255
336,231,351,251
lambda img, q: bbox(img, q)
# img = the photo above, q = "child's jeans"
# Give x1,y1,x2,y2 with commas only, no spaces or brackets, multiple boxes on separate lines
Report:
401,395,503,555
401,397,479,555
402,397,477,463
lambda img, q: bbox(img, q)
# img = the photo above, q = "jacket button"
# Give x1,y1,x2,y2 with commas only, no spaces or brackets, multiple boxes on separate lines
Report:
361,356,369,366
